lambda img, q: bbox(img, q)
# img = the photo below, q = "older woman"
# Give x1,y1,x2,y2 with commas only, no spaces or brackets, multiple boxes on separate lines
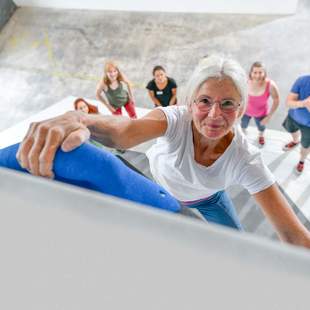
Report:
14,55,310,248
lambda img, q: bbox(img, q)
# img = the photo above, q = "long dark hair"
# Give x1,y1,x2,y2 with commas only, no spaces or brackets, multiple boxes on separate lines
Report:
152,65,166,76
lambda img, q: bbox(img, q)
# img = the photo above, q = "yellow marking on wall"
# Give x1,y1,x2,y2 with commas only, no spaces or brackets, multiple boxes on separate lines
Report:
4,30,147,89
7,31,29,49
132,82,145,89
53,71,99,81
43,31,57,68
31,40,41,49
8,36,18,48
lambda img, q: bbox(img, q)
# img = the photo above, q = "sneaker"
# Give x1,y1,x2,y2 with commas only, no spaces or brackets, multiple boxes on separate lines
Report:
295,161,304,175
283,141,299,151
258,136,265,146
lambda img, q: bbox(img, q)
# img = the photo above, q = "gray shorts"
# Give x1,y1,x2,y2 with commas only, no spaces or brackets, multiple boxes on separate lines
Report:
282,115,310,148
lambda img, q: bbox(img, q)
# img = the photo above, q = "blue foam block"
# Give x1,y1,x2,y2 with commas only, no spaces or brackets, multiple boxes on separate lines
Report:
0,143,180,213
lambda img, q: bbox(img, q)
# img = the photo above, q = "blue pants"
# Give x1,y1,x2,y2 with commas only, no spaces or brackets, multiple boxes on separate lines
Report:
181,191,243,230
241,114,266,132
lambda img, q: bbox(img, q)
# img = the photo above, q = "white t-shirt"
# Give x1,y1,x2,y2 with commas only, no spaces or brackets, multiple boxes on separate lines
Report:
146,105,275,202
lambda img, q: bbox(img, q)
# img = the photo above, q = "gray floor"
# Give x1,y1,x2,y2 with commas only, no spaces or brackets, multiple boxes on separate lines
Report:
1,1,310,132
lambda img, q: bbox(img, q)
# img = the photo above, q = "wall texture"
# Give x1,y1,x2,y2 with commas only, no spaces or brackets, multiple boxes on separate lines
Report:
0,0,16,31
0,2,309,132
13,0,299,14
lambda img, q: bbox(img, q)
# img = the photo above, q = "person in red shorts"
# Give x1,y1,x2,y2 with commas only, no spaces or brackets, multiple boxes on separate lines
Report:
96,60,137,118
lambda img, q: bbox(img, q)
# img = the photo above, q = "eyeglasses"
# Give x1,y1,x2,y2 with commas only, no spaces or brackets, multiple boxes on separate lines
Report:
194,96,240,113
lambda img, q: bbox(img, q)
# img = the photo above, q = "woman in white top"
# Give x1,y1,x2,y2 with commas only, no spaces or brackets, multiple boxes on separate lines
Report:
16,55,310,247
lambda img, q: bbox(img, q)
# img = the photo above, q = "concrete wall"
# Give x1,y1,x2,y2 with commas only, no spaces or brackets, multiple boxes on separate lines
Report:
14,0,299,15
0,0,16,31
0,2,310,132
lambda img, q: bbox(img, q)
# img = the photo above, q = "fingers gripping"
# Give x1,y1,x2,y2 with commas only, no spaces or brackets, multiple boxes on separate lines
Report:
61,125,90,152
16,113,90,178
16,121,40,170
39,126,65,178
28,124,60,175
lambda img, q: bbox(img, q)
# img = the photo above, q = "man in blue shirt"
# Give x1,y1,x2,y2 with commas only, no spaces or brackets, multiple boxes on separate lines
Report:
282,75,310,174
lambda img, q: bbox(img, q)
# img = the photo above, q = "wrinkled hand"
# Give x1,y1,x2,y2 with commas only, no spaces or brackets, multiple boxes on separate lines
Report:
16,111,90,178
260,116,269,126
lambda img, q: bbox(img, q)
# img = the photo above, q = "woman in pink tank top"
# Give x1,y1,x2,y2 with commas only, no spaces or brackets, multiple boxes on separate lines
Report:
241,62,280,146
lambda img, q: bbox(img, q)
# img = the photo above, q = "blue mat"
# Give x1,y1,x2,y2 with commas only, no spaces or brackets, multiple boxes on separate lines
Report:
0,143,180,213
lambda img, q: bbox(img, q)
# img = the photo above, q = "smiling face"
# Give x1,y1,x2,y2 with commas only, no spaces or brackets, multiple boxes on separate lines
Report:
154,69,167,84
190,78,242,140
76,100,89,114
250,66,266,82
106,65,119,82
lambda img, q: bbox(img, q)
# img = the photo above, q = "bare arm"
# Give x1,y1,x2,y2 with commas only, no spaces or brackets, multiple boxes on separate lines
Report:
267,81,280,116
125,81,135,102
260,81,280,126
119,72,134,102
286,92,310,111
86,108,167,148
148,90,162,107
17,109,167,178
254,184,310,248
95,81,116,113
169,88,177,106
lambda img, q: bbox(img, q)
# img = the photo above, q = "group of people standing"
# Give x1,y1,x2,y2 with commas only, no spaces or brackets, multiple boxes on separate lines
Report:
91,61,178,120
11,54,310,250
240,61,310,175
75,59,310,175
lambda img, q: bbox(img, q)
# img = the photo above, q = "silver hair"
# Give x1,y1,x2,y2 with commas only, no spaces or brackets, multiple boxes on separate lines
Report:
183,54,248,116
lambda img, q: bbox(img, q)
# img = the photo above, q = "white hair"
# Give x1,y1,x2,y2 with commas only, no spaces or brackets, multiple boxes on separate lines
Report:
183,54,248,115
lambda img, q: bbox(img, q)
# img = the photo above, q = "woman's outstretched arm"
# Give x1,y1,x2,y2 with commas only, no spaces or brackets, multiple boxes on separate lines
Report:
254,184,310,248
16,109,167,178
